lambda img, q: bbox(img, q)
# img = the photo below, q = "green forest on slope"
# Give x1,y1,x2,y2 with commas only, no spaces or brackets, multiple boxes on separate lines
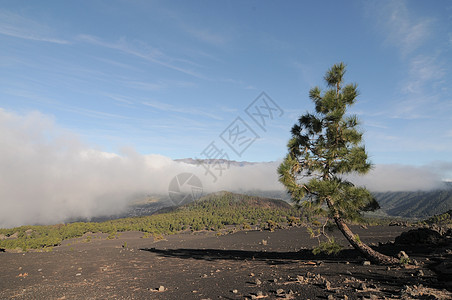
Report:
0,192,299,251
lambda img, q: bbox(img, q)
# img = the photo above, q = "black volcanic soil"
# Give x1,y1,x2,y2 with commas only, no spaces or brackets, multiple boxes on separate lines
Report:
0,225,451,299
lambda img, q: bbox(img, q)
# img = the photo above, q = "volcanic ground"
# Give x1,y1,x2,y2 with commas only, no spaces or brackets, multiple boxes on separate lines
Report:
0,225,451,299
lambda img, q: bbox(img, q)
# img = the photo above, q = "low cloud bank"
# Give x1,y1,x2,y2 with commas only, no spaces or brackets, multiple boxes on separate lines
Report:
0,109,450,227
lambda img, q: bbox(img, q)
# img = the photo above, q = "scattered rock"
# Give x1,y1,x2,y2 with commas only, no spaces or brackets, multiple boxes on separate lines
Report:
401,284,452,299
276,288,284,295
415,269,424,277
363,261,371,266
250,291,266,299
261,239,268,245
323,279,332,290
254,278,262,285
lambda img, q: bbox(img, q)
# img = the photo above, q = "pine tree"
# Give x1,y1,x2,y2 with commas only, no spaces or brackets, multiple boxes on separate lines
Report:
278,62,398,265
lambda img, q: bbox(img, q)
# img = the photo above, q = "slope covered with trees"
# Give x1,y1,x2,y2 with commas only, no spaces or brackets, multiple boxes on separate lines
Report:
0,192,298,251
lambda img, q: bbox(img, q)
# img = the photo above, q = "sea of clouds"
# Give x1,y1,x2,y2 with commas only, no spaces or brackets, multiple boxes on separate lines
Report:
0,108,449,228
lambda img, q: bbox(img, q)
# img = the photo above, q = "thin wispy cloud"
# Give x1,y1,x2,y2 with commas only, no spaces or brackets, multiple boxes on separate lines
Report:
0,11,69,44
402,54,445,95
185,27,230,46
142,100,223,120
102,93,135,105
77,34,206,79
125,80,167,91
373,0,432,56
60,106,130,120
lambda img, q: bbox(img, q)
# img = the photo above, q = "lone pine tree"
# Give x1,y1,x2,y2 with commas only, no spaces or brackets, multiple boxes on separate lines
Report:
278,62,398,265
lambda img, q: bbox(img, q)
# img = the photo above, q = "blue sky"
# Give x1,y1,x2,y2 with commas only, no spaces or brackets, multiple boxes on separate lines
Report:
1,0,451,170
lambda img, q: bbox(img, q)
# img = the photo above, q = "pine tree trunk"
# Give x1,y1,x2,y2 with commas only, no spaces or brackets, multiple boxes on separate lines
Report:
326,200,399,265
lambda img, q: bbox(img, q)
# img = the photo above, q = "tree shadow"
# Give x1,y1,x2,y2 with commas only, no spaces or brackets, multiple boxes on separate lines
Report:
140,247,361,265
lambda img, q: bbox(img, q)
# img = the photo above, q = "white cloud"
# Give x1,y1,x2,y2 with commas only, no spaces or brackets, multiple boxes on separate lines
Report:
0,108,272,227
348,164,445,192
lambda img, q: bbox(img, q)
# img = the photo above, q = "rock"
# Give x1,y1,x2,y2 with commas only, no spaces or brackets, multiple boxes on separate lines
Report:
306,272,315,278
363,261,371,266
251,291,264,299
397,251,409,259
395,228,443,245
358,282,367,291
75,273,81,276
232,289,238,294
261,239,268,245
323,280,332,290
296,275,304,282
415,270,424,277
328,295,335,300
276,288,284,295
255,278,262,285
158,285,165,292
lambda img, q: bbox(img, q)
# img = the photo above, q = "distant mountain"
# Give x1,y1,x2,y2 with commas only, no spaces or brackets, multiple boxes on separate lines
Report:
373,187,452,219
235,186,452,219
174,158,258,167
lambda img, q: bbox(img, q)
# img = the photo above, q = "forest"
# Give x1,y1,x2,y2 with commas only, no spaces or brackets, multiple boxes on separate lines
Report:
0,192,299,251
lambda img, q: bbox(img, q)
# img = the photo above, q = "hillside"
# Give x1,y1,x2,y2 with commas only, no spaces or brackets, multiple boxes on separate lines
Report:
0,192,297,251
373,186,452,218
422,209,452,226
